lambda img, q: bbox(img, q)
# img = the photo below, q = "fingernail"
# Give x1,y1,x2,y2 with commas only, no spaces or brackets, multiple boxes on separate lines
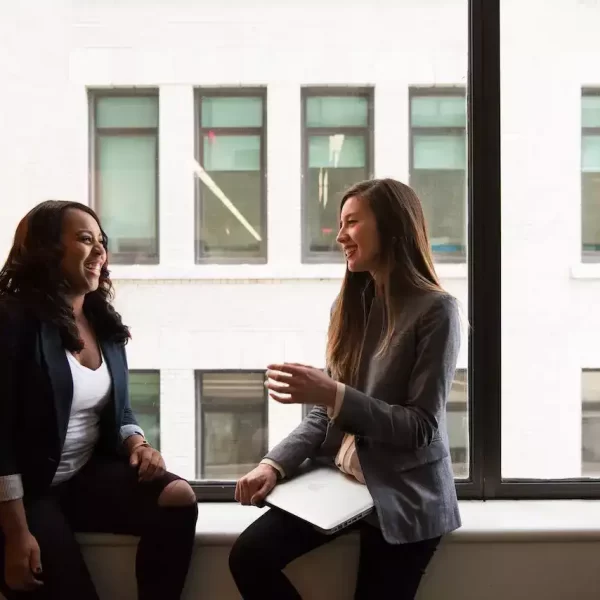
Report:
35,568,42,574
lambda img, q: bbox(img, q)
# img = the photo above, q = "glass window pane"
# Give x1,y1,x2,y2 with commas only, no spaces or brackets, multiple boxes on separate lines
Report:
502,2,600,479
203,135,260,171
582,173,600,252
582,135,600,173
308,135,366,169
98,135,158,259
96,96,158,129
199,372,267,480
306,166,368,253
201,372,265,406
306,96,369,128
448,370,468,479
201,97,263,128
411,95,466,127
582,371,600,477
411,170,466,255
197,134,263,258
129,371,160,450
413,134,466,170
583,110,600,257
582,95,600,128
306,135,368,253
409,91,467,261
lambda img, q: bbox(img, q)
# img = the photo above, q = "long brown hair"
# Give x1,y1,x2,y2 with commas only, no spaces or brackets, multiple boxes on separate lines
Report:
326,178,444,384
0,200,130,351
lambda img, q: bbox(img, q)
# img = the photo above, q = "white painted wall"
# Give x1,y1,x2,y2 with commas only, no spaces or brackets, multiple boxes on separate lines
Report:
0,0,599,484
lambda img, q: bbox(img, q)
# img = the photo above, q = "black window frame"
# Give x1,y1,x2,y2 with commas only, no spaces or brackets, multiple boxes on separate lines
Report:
581,88,600,263
195,370,269,486
194,88,268,264
301,87,374,263
408,86,467,263
191,0,600,501
89,89,160,265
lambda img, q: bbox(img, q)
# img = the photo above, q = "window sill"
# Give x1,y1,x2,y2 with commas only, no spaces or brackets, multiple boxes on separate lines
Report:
571,263,600,279
75,499,600,547
109,262,467,282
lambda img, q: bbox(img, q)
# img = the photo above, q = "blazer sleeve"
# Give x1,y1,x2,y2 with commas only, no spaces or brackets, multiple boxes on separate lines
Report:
263,403,330,477
262,298,340,476
118,345,145,443
0,303,27,501
332,294,461,450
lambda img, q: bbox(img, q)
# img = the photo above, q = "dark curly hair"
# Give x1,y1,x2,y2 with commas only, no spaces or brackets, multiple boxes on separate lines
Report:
0,200,130,352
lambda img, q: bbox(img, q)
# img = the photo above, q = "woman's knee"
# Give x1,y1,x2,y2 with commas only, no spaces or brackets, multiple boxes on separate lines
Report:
229,525,283,578
158,480,197,508
229,531,257,578
229,527,268,573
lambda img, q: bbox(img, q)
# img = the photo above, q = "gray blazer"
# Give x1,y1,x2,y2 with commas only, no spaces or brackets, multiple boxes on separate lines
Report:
264,289,462,544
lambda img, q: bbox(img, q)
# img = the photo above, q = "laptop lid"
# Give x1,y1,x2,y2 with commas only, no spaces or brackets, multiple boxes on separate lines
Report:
264,465,374,535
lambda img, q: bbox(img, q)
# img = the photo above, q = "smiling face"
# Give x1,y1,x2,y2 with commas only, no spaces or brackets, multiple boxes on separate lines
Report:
336,195,381,273
59,208,107,296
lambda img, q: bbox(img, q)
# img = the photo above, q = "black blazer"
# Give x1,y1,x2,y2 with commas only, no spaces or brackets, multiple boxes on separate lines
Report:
0,297,139,498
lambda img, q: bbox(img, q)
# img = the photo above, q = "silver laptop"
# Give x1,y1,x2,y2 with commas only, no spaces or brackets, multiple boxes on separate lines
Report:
264,464,374,535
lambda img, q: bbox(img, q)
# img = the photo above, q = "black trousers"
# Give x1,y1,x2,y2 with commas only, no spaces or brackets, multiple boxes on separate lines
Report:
229,508,440,600
0,455,198,600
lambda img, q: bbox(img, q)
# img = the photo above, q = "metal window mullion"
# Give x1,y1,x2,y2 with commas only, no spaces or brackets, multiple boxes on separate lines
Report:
467,0,501,499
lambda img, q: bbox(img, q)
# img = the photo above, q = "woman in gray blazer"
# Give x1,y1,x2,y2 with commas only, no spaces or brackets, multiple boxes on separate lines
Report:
230,178,462,600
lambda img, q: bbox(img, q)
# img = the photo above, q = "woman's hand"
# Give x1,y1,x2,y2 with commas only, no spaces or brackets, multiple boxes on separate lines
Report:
235,464,278,506
265,363,337,408
129,443,166,482
4,530,43,592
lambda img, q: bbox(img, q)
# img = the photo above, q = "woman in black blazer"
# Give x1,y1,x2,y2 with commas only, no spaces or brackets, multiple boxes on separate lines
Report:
0,201,198,599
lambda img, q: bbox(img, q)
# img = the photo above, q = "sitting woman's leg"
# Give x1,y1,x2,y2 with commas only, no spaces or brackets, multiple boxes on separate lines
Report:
354,524,441,600
0,491,99,600
62,455,198,600
135,479,198,598
229,507,345,600
157,480,197,508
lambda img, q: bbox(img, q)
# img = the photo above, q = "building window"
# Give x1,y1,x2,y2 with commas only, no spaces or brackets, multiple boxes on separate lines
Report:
129,371,160,450
90,91,159,264
409,88,467,261
447,369,468,479
196,371,268,480
582,370,600,477
195,90,267,263
302,89,373,261
582,90,600,261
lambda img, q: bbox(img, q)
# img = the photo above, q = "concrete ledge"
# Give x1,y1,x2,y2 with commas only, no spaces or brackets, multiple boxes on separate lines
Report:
4,501,600,600
76,499,600,547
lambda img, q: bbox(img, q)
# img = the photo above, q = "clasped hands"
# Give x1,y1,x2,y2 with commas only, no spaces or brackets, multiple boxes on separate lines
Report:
126,437,166,482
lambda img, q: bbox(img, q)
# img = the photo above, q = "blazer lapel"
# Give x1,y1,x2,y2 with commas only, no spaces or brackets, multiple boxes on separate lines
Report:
39,322,73,449
100,340,125,427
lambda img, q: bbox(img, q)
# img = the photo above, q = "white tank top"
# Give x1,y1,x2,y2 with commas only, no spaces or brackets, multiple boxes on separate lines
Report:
51,351,112,485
